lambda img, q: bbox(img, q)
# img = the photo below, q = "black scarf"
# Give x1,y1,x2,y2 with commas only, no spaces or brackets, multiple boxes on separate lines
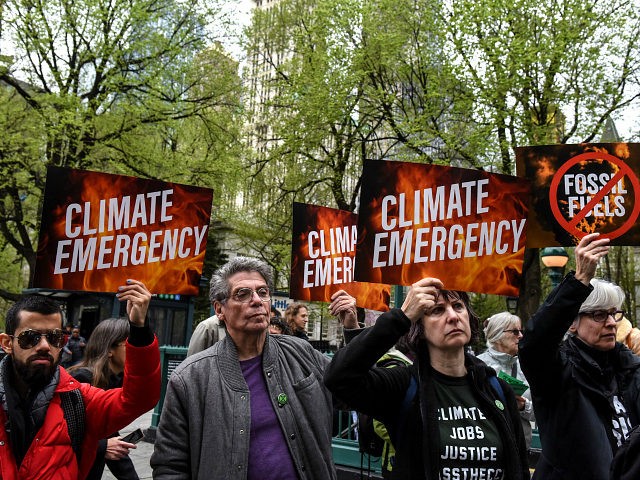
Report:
0,356,59,466
571,335,618,385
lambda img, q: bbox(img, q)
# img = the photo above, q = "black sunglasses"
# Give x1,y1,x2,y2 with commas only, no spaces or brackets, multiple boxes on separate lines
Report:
11,329,66,349
503,329,524,336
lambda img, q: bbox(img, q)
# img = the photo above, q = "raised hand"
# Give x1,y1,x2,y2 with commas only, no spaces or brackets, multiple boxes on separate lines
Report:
401,277,444,323
329,290,359,329
116,279,152,327
574,233,609,286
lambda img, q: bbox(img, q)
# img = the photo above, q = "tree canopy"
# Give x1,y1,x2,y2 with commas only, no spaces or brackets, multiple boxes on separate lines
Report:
0,0,244,300
242,0,640,313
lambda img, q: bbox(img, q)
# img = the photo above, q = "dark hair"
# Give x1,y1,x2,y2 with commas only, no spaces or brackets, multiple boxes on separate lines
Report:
271,305,282,318
269,317,291,335
395,333,414,359
209,256,274,304
5,296,64,335
284,302,308,332
407,290,479,350
68,318,130,389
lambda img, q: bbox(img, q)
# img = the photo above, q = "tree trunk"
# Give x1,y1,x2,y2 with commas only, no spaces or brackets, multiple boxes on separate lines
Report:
518,248,542,324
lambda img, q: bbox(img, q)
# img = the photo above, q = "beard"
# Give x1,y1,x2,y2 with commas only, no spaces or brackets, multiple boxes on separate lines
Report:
13,353,59,391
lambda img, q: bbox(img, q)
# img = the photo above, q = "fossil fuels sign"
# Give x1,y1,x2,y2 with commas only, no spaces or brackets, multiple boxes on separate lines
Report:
516,143,640,247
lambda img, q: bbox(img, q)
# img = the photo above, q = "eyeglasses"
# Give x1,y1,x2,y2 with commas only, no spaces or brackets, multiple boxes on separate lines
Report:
11,329,66,349
579,309,625,323
503,329,524,336
230,287,270,303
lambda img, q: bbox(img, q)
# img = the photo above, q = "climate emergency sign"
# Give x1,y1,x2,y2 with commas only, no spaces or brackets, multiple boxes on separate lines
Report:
516,144,640,247
353,160,530,296
33,166,213,295
290,202,390,311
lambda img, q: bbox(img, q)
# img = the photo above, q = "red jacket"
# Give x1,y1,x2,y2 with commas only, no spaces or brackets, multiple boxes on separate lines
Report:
0,338,161,480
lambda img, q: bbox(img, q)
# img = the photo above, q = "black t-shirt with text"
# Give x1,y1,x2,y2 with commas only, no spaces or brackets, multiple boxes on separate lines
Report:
433,369,505,480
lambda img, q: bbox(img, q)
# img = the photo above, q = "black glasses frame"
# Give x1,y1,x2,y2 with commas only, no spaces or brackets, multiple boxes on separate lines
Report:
503,329,524,336
11,329,66,349
579,309,625,323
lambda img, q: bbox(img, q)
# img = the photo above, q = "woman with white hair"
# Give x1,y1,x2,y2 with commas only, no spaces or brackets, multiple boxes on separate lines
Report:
519,233,640,480
477,312,535,449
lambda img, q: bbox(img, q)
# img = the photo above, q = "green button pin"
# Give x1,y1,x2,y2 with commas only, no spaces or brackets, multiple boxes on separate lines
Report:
495,399,504,410
277,393,288,407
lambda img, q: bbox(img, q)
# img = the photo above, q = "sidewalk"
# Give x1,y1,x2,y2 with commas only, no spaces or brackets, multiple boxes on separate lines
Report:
102,409,155,480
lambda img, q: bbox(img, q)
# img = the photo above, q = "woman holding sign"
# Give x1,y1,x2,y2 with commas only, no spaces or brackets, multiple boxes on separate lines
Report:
519,233,640,480
477,312,535,450
324,281,530,480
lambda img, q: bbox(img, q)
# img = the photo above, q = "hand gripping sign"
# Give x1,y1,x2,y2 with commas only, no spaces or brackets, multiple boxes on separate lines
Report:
516,144,640,247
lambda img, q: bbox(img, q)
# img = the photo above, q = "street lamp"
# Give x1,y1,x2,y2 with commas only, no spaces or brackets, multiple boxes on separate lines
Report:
540,246,569,288
506,296,518,314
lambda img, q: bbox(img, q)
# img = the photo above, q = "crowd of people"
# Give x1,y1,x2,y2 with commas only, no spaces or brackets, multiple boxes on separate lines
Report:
2,231,640,479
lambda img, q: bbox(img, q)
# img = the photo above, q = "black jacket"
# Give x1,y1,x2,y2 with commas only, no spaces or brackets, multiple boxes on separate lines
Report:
324,308,530,480
519,273,640,480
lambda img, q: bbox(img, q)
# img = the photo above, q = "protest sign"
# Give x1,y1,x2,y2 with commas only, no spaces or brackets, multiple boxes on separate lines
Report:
290,202,390,311
354,160,530,296
34,166,213,295
516,143,640,246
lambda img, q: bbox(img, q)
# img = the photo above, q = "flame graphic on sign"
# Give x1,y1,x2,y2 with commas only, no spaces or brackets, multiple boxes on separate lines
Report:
290,203,390,311
355,161,530,297
518,143,640,247
34,167,213,295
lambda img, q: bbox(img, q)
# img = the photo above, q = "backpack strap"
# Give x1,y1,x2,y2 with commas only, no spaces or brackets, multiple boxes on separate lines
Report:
60,389,85,461
488,375,506,404
401,375,418,413
391,374,417,447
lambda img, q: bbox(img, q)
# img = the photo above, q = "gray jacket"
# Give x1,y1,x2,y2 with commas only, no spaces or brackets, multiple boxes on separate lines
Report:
151,333,336,480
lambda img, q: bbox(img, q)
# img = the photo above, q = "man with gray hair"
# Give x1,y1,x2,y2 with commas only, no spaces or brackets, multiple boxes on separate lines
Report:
519,233,640,480
151,256,357,479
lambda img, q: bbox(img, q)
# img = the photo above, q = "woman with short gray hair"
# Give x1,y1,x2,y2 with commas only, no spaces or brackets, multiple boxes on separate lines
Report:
519,233,640,480
478,311,535,449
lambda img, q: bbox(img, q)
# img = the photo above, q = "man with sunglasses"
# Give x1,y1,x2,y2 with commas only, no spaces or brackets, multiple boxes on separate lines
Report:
519,233,640,480
0,279,160,479
151,256,358,480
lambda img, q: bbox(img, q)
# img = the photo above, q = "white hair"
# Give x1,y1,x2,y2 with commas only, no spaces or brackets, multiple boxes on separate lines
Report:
483,311,520,349
579,278,625,313
572,278,625,328
580,278,624,312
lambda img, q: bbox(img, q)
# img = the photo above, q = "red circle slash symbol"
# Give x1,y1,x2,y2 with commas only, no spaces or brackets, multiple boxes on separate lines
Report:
549,151,640,240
